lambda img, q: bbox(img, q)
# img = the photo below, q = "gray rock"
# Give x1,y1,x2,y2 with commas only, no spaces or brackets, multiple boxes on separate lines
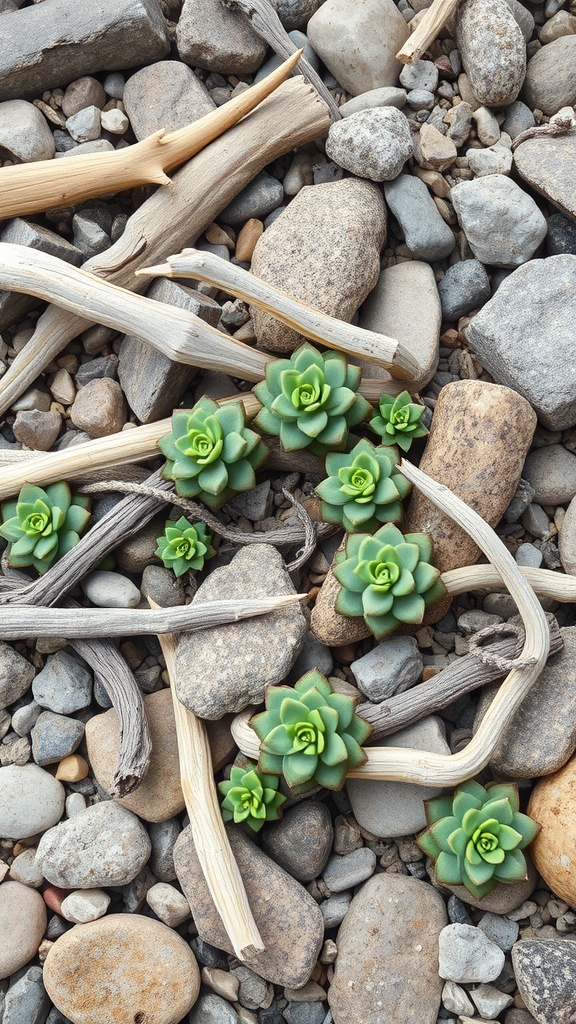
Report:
478,911,519,951
227,480,272,521
149,817,181,882
323,848,376,892
339,87,407,116
175,545,306,718
66,105,101,143
515,542,543,568
467,143,513,176
473,105,501,146
12,409,61,451
326,107,413,181
188,993,238,1024
287,633,333,682
383,174,455,261
347,717,451,837
502,0,534,40
504,477,536,523
329,874,447,1024
442,980,475,1016
438,923,505,983
263,801,333,883
61,76,107,117
72,212,110,257
31,711,84,766
175,825,324,987
0,763,65,839
103,72,125,100
219,171,284,227
11,701,42,737
406,88,435,110
438,260,491,321
141,565,185,610
465,256,576,429
284,1004,325,1024
123,60,215,141
512,938,576,1024
250,178,386,353
455,0,526,107
522,502,552,540
523,36,576,115
400,59,438,92
2,966,50,1024
515,134,576,222
81,569,141,608
0,218,82,331
471,983,514,1017
176,0,267,73
351,636,423,701
0,642,35,710
523,445,576,504
36,801,151,888
32,650,92,715
273,0,325,29
0,0,170,101
451,176,547,267
0,99,55,161
253,31,320,83
320,891,352,928
503,101,535,140
57,139,114,159
546,213,576,257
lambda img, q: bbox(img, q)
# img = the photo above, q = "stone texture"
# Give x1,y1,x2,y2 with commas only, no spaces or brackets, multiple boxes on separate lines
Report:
523,445,576,504
438,924,505,983
44,914,200,1024
0,99,55,161
465,256,576,430
0,641,35,710
528,753,576,908
174,826,324,987
61,76,107,117
339,87,407,116
0,764,65,839
559,493,576,574
176,0,267,73
0,881,47,981
451,176,547,268
467,143,512,177
70,377,126,436
12,409,61,451
329,874,447,1024
515,135,576,222
512,938,576,1024
418,123,457,171
438,259,491,321
60,888,111,924
250,178,386,353
31,711,85,767
32,650,92,715
123,60,215,140
307,0,408,96
262,801,333,883
383,174,455,261
175,545,307,718
351,636,423,701
325,107,413,181
0,0,170,101
274,0,325,29
220,170,284,227
323,848,376,891
523,36,576,116
455,0,526,107
0,218,82,331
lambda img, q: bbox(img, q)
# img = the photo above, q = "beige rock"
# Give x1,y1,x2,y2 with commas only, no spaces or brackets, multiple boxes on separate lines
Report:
55,753,89,782
523,36,576,116
44,914,200,1024
70,378,126,437
250,178,386,353
559,493,576,574
514,134,576,222
455,0,526,107
540,10,576,44
146,881,191,927
60,888,111,923
528,754,576,908
418,123,458,171
310,563,371,648
0,880,47,980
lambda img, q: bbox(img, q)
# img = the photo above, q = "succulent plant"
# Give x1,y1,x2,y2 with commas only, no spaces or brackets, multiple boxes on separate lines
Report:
0,482,91,575
251,670,372,795
315,438,411,533
417,780,540,899
253,342,372,456
369,390,428,452
159,399,268,510
155,516,215,577
333,522,445,639
218,762,286,832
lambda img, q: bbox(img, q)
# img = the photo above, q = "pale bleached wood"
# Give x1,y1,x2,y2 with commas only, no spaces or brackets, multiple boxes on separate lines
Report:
396,0,461,63
0,77,331,418
0,53,302,220
150,600,264,961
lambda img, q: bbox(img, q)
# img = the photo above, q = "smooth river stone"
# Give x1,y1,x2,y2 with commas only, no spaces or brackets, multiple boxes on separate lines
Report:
0,881,47,981
174,826,324,988
523,36,576,116
528,753,576,908
0,763,65,839
455,0,526,107
250,178,386,353
515,134,576,222
44,914,200,1024
329,873,447,1024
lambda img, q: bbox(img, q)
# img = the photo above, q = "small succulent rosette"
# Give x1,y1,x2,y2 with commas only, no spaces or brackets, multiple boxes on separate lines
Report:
417,780,540,899
218,763,286,833
253,342,371,456
333,522,446,639
159,399,268,510
0,482,91,575
315,438,411,533
155,517,215,577
251,670,372,795
369,390,428,452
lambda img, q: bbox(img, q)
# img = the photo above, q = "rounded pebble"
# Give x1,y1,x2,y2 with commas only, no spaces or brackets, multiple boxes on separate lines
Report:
0,764,65,839
81,569,141,608
0,881,47,980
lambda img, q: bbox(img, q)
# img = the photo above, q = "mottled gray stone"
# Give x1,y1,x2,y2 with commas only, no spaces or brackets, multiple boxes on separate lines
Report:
323,848,376,892
149,817,181,882
515,542,543,568
451,176,547,268
455,0,526,107
262,801,333,882
502,0,534,41
512,938,576,1024
66,105,101,143
400,59,438,92
175,545,307,718
227,479,272,521
0,642,35,710
478,911,519,951
219,171,284,227
72,212,110,258
351,636,423,701
123,60,215,140
325,107,413,182
320,891,352,928
11,701,41,737
32,650,92,715
384,174,455,261
523,445,576,504
31,711,84,766
287,632,333,682
523,36,576,116
339,87,407,116
438,260,491,321
0,99,55,161
12,409,61,451
2,966,50,1024
176,0,267,73
515,134,576,222
273,0,325,29
439,923,505,983
0,219,82,331
188,993,238,1024
465,256,576,430
467,143,513,176
546,214,576,257
503,101,535,140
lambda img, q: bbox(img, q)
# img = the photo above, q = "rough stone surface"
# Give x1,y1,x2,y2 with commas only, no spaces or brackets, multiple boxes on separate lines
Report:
250,178,386,353
418,123,457,171
438,259,491,321
31,711,85,767
529,753,576,908
559,493,576,574
523,36,576,116
32,650,92,715
36,801,151,888
123,60,215,140
512,938,576,1024
323,848,376,891
0,881,47,981
383,174,455,261
339,87,407,116
0,764,65,839
44,914,200,1024
478,912,519,951
70,377,126,436
451,176,547,268
465,256,576,430
175,544,307,718
515,135,576,223
0,99,55,161
547,213,576,257
351,636,423,701
174,826,324,987
2,965,50,1024
523,445,576,505
12,409,61,451
176,0,267,73
262,801,333,883
347,717,450,837
329,874,447,1024
325,107,413,181
467,143,512,177
440,860,538,914
438,923,505,983
0,642,35,710
455,0,526,107
61,76,106,117
307,0,409,96
218,171,284,227
188,993,238,1024
273,0,325,29
503,100,535,140
60,889,111,924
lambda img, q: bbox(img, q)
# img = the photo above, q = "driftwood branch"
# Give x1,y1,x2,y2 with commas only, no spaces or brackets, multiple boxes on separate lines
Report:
151,600,264,961
0,53,302,220
396,0,461,63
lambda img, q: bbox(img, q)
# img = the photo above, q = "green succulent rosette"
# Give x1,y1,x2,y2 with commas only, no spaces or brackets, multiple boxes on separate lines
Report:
0,482,91,575
155,516,215,577
253,342,372,456
315,438,411,533
333,522,446,639
417,780,540,899
369,390,429,452
251,670,372,795
159,398,268,510
218,763,286,833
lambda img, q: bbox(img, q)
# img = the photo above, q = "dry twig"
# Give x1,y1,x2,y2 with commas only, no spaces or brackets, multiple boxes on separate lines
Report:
396,0,461,63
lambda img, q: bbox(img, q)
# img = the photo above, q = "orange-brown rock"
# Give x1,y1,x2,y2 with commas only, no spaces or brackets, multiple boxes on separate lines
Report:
528,753,576,908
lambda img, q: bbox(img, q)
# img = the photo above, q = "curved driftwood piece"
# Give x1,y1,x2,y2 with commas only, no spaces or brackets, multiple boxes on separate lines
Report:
0,77,331,418
151,600,264,961
396,0,461,63
0,53,302,220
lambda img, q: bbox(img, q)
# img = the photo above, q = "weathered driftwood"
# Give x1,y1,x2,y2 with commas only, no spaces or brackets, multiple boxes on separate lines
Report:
0,53,302,220
151,600,264,961
396,0,461,63
0,77,331,417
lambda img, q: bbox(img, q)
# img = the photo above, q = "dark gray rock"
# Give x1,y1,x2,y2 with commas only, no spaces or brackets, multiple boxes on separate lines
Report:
320,891,352,928
451,176,547,268
188,993,238,1024
12,409,61,451
0,642,35,711
262,801,333,883
283,1003,325,1024
523,445,576,504
523,36,576,116
148,817,181,882
2,966,50,1024
141,565,185,610
438,260,491,321
176,0,267,73
31,711,85,766
455,0,525,107
0,0,170,101
512,938,576,1024
274,0,325,30
254,31,320,83
123,60,215,141
546,214,576,257
383,174,455,261
287,632,333,682
0,219,82,331
220,171,284,227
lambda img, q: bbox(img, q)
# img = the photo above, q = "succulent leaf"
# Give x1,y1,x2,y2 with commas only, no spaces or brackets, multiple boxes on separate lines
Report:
369,390,429,452
316,439,410,533
0,484,91,575
218,762,285,832
155,517,215,578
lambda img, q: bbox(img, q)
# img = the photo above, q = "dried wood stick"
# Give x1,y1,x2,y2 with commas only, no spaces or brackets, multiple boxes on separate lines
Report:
139,249,419,383
0,77,331,417
0,53,302,220
396,0,461,63
232,461,551,786
151,599,264,960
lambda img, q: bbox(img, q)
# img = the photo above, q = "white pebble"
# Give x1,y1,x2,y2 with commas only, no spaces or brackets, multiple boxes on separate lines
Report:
81,570,141,608
146,882,191,927
65,793,87,817
100,108,129,134
61,889,111,923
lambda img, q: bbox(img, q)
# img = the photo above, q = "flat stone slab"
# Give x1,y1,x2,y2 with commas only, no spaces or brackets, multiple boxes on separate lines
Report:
514,134,576,222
